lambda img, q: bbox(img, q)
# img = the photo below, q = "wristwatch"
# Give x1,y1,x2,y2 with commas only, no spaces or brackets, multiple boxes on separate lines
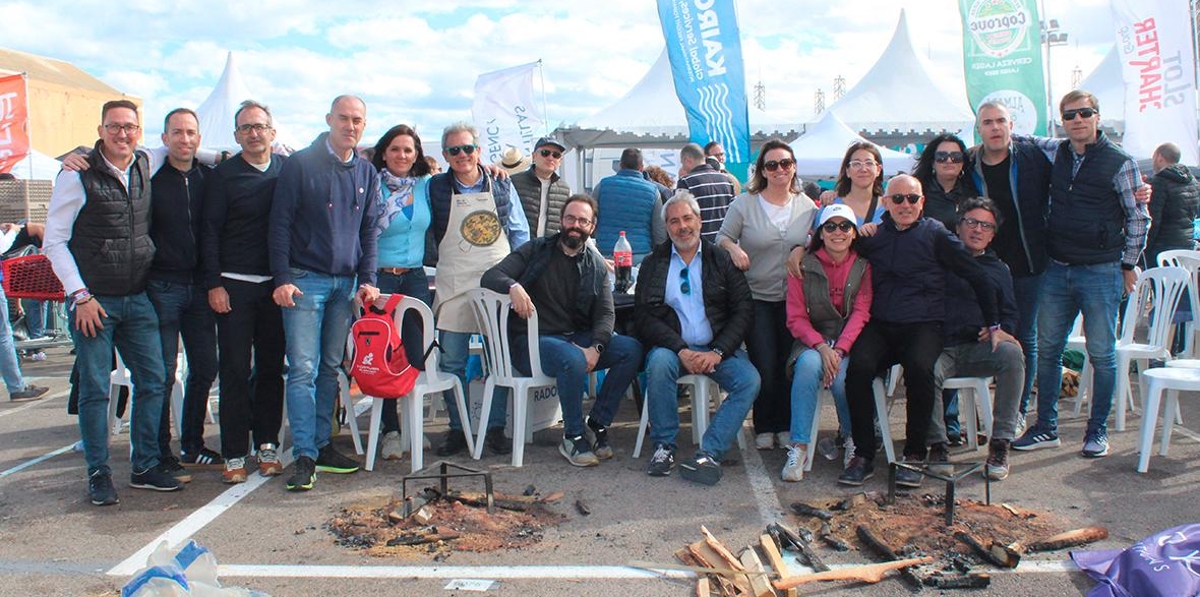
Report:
592,343,605,355
712,347,725,358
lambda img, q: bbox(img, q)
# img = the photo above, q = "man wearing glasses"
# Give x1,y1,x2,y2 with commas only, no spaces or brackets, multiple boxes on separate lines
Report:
839,174,1001,488
511,136,571,238
201,100,288,484
44,100,183,505
1013,90,1149,459
481,194,642,466
428,122,530,458
269,95,381,491
925,197,1024,482
635,191,759,485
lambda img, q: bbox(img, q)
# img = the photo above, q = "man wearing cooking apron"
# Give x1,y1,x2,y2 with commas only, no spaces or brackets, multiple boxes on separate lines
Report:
429,121,530,457
269,95,381,492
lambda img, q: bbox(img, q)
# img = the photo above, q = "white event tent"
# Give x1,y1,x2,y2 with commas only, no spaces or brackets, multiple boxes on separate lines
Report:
8,148,62,181
193,52,295,153
790,111,916,178
1075,46,1125,133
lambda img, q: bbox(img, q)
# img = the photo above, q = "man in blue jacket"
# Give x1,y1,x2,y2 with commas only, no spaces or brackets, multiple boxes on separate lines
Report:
593,148,666,263
269,95,380,491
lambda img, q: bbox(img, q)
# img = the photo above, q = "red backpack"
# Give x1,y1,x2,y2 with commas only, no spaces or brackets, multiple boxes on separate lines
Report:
349,294,422,399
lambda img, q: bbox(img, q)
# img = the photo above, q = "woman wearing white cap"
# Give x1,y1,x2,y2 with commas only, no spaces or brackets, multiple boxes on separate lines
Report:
781,203,873,481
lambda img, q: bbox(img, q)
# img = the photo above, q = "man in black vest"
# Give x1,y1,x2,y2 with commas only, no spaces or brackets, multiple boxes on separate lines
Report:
511,136,570,238
44,100,183,506
1013,90,1150,458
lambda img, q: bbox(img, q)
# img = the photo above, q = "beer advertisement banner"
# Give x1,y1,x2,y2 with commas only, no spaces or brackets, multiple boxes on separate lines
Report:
959,0,1048,136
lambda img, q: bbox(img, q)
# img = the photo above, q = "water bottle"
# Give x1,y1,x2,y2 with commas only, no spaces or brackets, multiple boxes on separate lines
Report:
613,231,633,293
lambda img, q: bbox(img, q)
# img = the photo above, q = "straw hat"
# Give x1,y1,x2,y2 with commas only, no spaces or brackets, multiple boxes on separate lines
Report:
495,146,531,174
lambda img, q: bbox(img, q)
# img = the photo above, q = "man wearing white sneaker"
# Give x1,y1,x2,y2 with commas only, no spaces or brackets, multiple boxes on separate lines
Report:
636,191,759,485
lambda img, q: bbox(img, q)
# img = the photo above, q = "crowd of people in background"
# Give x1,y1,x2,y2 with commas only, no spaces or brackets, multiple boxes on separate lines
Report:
15,87,1198,507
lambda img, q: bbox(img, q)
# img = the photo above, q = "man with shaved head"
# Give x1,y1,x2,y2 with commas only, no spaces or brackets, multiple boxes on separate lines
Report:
839,174,1001,488
269,95,381,491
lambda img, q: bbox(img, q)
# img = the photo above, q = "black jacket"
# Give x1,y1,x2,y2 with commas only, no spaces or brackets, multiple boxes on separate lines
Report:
201,153,287,288
150,158,210,284
943,249,1019,346
1146,164,1200,266
969,140,1052,277
634,239,753,357
71,143,155,296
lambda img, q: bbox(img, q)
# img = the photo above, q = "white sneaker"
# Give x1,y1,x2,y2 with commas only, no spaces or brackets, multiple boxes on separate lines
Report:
381,431,404,460
781,445,806,482
755,432,775,450
775,432,790,448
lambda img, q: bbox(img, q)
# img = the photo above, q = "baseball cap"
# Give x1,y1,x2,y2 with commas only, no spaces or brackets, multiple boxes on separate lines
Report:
534,136,566,152
818,204,858,228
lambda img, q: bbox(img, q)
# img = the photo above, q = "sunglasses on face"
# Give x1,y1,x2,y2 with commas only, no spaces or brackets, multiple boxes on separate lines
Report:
821,221,855,233
679,266,691,296
888,193,922,205
445,144,477,156
960,216,996,231
539,149,562,159
763,158,795,172
1062,107,1097,121
934,151,964,164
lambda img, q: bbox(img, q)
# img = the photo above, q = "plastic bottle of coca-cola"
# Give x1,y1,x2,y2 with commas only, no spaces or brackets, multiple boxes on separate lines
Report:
613,231,633,293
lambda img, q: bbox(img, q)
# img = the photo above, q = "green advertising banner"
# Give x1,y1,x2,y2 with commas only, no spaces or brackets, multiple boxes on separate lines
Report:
959,0,1048,136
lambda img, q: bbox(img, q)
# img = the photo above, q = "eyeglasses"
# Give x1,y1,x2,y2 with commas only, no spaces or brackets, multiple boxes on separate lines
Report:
103,123,140,135
679,266,691,295
763,158,796,172
445,145,477,156
960,216,997,231
237,123,272,134
934,151,964,164
888,193,922,205
538,149,562,159
1062,107,1097,121
561,215,593,227
848,159,878,170
821,221,855,233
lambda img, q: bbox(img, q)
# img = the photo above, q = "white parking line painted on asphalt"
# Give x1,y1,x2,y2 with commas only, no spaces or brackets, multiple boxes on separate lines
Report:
0,389,65,418
107,454,292,577
740,429,786,527
0,442,76,478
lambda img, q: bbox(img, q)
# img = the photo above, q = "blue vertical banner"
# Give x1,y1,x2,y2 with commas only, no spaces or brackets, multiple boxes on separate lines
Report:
657,0,750,163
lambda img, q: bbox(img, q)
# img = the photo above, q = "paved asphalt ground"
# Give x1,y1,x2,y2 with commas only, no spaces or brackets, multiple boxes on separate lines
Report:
1,345,1197,597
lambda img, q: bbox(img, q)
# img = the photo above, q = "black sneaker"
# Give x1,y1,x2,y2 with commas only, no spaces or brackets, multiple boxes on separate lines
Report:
985,439,1011,480
485,428,513,456
646,443,675,477
559,434,600,467
180,447,224,469
10,384,48,402
315,445,359,474
130,466,185,492
837,455,875,486
585,416,614,460
679,451,722,486
157,454,192,483
88,470,119,506
895,455,924,488
436,431,468,457
287,456,316,491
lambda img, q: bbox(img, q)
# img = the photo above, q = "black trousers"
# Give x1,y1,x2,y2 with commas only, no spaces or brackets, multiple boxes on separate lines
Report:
845,320,943,460
746,299,791,434
215,278,286,459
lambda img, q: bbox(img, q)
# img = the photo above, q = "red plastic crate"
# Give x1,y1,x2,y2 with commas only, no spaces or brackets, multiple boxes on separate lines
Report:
2,254,65,301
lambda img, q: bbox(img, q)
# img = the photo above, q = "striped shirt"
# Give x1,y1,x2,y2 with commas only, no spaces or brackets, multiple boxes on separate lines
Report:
677,164,735,243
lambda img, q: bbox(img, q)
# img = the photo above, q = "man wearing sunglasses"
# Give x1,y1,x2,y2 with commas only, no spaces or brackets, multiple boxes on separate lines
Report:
635,191,759,485
839,174,1001,487
481,194,643,466
1012,90,1149,459
511,136,571,238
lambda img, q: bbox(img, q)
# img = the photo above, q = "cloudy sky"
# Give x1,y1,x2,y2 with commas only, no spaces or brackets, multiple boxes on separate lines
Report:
6,0,1118,146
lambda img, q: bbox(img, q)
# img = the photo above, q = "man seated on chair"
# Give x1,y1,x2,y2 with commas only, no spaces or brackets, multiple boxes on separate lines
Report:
925,197,1024,482
840,174,1001,489
634,190,760,485
481,194,643,466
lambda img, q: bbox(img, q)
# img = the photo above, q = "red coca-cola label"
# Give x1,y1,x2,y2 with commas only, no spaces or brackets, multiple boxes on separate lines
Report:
614,252,633,267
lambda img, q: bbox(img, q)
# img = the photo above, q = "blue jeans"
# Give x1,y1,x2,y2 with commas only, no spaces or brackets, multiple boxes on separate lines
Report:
0,286,27,393
71,293,166,475
280,269,356,460
788,347,850,445
1034,261,1123,435
1012,273,1045,414
147,280,218,455
376,269,433,434
644,346,760,460
438,330,507,432
510,332,643,437
20,298,45,338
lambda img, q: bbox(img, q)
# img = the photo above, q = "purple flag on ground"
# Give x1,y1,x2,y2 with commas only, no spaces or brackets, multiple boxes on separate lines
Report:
1072,523,1200,597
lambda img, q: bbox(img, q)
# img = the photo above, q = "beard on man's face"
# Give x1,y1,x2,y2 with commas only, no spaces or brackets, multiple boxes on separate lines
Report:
561,227,589,249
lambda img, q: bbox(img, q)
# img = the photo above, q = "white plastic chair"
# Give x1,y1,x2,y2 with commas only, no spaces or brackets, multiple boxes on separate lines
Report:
632,373,743,458
1113,266,1189,431
107,350,133,435
467,288,560,467
354,296,474,472
1157,250,1200,357
335,368,365,456
1066,314,1094,417
1136,367,1200,472
871,375,898,464
944,376,994,451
